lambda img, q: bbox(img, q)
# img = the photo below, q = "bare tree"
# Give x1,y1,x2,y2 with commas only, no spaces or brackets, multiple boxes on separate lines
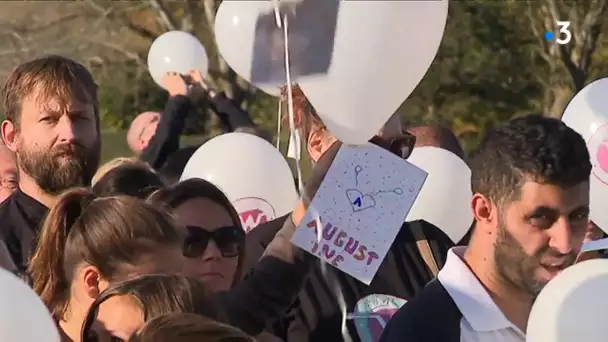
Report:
81,0,256,108
526,0,607,118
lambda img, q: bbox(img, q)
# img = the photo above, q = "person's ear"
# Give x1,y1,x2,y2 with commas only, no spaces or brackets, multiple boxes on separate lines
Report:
1,120,18,153
81,266,107,300
471,193,496,234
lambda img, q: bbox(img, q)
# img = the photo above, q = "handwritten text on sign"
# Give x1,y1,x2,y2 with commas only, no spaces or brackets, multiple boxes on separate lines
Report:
291,144,427,284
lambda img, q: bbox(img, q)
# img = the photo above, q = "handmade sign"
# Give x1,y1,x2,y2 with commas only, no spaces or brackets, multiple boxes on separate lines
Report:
291,144,427,284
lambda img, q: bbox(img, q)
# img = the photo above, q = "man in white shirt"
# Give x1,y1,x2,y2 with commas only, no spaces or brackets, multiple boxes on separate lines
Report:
380,114,591,342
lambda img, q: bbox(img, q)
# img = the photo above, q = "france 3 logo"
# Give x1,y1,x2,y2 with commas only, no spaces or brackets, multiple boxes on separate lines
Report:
544,21,572,45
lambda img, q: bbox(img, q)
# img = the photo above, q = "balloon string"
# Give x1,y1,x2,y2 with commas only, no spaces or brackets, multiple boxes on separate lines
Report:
283,14,303,193
272,0,282,28
282,12,351,342
276,99,282,150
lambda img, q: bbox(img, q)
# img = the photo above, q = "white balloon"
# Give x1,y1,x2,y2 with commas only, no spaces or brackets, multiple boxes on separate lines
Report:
527,259,608,342
180,133,298,232
405,147,472,243
0,269,60,341
562,77,608,234
298,1,449,144
147,31,208,87
214,1,282,96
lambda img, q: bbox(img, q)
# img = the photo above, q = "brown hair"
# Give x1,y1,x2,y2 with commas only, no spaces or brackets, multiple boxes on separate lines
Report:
28,188,182,318
280,84,324,140
81,274,226,340
146,179,245,283
92,162,165,199
2,55,99,129
407,124,465,159
280,84,405,142
129,313,255,342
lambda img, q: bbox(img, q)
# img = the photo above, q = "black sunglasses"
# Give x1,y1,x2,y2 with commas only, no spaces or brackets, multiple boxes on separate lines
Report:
183,226,245,259
369,131,417,159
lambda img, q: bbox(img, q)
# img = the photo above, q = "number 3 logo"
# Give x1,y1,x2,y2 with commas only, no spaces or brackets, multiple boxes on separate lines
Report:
556,21,572,45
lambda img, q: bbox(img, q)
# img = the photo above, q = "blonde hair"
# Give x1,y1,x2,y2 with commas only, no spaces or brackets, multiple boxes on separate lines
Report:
92,157,149,185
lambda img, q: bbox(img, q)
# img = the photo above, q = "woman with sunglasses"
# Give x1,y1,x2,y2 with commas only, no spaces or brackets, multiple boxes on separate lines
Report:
143,148,342,338
146,179,247,292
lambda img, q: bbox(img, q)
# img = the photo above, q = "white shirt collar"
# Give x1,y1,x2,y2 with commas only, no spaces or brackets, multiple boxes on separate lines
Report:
438,247,523,334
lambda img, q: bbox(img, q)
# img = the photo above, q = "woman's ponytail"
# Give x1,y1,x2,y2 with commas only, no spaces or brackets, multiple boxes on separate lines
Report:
28,187,94,317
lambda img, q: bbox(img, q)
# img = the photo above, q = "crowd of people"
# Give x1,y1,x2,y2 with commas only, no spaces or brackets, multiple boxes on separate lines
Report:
0,55,604,342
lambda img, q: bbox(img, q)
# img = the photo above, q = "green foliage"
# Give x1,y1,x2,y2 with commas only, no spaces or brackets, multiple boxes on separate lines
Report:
94,1,607,158
97,60,168,130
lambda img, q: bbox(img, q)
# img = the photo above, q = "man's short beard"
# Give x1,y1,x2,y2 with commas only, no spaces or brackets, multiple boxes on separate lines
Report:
493,218,576,297
17,141,99,196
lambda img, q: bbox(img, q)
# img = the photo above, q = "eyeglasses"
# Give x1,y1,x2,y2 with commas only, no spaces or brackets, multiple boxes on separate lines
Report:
81,294,125,342
369,131,417,159
183,226,245,259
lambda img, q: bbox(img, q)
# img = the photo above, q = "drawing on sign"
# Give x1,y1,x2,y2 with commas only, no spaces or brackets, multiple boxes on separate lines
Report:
307,219,380,267
350,294,407,342
346,165,403,212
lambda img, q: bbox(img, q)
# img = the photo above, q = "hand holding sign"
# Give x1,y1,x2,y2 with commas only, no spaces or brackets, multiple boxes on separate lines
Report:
291,144,427,284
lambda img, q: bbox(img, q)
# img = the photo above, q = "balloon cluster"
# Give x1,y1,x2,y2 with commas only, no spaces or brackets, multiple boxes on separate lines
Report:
214,0,449,145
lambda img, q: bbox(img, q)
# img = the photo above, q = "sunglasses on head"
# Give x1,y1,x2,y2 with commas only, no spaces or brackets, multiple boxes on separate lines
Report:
183,226,245,259
369,131,416,159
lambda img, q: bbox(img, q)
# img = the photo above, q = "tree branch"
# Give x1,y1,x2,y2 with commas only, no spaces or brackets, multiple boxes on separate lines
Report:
145,0,178,31
82,0,158,41
82,36,146,67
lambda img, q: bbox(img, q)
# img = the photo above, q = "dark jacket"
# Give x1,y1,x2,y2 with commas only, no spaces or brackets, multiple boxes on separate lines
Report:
0,189,47,272
140,93,257,171
140,95,191,170
244,216,454,342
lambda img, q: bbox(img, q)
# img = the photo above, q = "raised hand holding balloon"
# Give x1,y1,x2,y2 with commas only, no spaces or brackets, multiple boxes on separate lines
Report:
562,77,608,235
147,31,208,88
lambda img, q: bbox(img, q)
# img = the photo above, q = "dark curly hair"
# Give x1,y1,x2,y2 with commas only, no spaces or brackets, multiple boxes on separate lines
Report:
470,114,591,204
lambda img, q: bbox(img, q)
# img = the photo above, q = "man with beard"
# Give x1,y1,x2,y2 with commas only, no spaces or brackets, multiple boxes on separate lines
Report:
0,55,100,272
380,114,591,342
